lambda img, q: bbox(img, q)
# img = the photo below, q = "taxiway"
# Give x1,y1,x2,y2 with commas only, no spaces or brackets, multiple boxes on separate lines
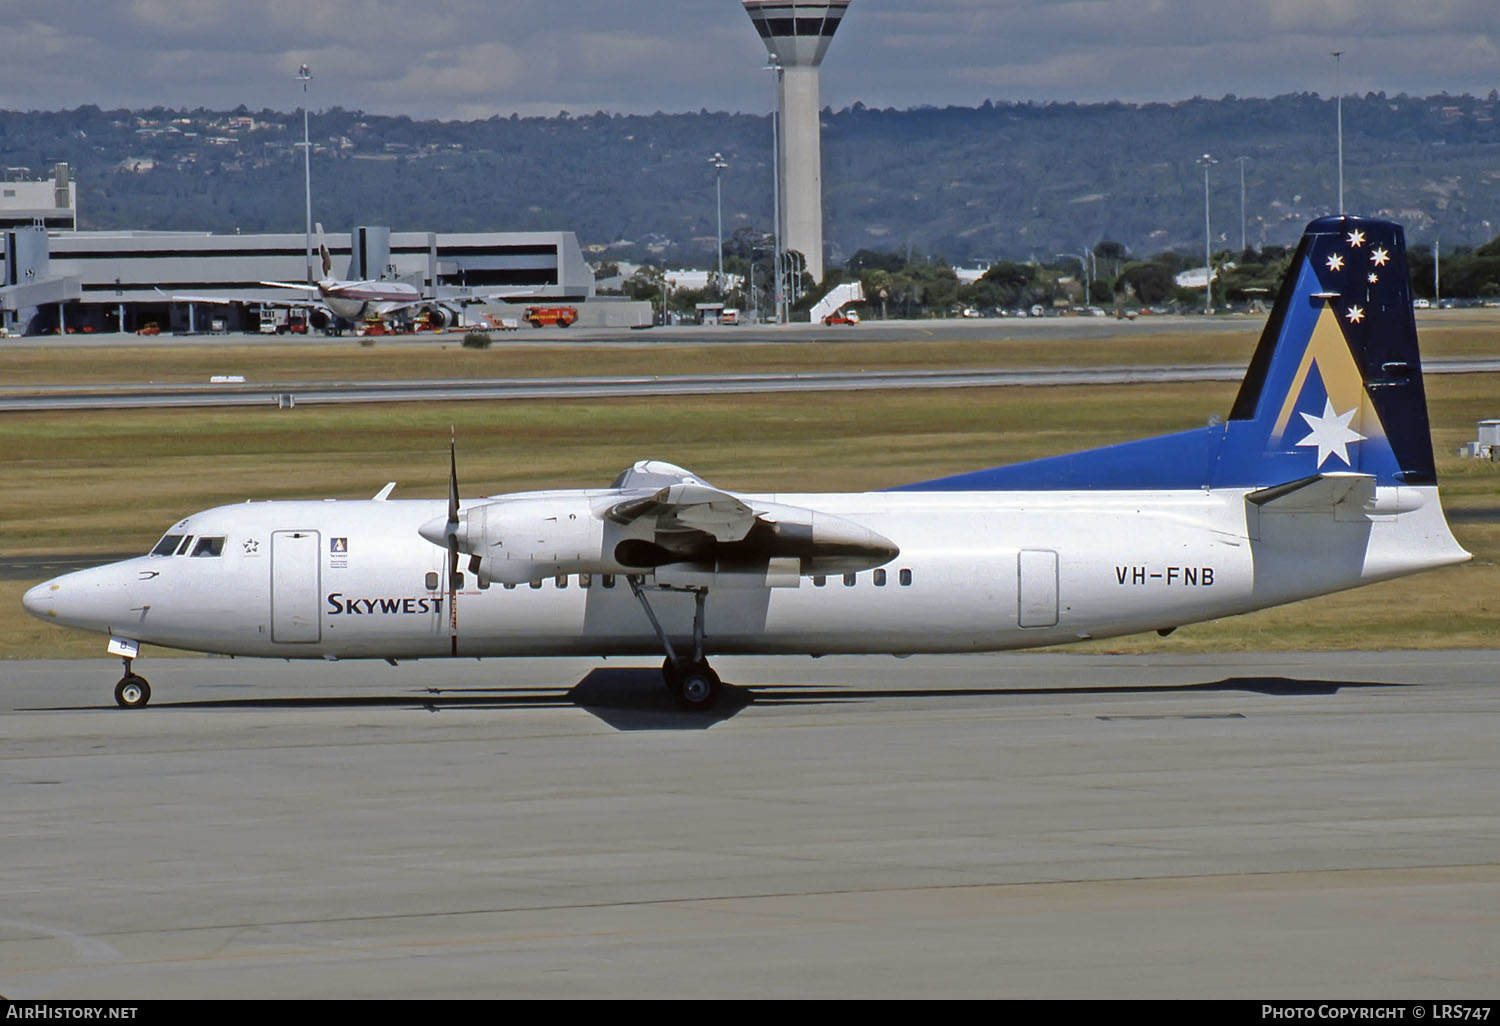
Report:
1,650,1495,998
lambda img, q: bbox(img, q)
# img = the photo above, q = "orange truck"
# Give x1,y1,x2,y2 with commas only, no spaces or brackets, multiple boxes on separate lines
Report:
524,306,578,328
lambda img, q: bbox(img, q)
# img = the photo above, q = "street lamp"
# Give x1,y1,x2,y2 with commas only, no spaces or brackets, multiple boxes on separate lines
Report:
1197,153,1217,315
709,152,728,298
1331,50,1344,214
297,63,314,284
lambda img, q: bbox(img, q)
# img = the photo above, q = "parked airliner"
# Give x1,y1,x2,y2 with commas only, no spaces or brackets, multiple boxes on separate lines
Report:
257,224,443,327
24,217,1469,709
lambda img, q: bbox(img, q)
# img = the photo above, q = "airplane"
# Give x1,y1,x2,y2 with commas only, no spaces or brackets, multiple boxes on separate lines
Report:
175,225,521,332
256,224,449,328
23,216,1470,711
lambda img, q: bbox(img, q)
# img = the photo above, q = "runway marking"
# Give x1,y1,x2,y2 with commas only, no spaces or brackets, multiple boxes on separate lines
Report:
0,918,122,963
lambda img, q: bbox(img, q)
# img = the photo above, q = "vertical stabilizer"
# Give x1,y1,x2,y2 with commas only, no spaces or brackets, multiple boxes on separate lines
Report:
1214,215,1435,487
898,216,1441,493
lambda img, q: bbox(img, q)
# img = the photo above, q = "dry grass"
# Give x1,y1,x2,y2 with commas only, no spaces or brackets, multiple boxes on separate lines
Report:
4,340,1497,658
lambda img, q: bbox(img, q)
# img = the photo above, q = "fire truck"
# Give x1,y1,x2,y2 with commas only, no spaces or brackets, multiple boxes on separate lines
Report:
524,306,578,328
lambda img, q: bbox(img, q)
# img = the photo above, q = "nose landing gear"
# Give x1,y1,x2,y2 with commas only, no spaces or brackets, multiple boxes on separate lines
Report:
114,656,151,709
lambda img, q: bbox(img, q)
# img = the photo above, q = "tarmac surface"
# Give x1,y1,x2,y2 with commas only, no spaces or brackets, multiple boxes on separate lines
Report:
1,650,1496,998
7,357,1500,413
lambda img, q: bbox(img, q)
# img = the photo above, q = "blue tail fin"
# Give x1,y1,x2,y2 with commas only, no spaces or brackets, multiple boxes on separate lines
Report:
896,216,1436,492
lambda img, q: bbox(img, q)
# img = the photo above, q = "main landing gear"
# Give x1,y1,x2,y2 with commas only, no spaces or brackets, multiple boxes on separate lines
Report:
115,656,151,709
628,576,722,710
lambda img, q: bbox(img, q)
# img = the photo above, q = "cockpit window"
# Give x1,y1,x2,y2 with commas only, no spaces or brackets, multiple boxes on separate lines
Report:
175,535,194,555
190,536,225,557
151,534,184,556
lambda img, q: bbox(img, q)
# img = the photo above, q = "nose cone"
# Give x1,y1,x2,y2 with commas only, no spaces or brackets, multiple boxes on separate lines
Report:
418,515,455,549
21,562,142,634
21,579,58,621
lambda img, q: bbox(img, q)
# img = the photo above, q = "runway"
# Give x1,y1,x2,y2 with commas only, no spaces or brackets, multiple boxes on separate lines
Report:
1,650,1495,998
6,357,1500,411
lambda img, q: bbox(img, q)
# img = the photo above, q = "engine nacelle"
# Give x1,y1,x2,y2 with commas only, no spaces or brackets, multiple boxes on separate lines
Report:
425,491,899,587
456,496,609,586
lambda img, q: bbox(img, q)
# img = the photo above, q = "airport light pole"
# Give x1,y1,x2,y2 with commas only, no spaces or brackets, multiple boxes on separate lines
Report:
298,63,314,284
1434,237,1440,305
1198,153,1217,315
1235,156,1250,253
1331,50,1344,215
709,152,728,298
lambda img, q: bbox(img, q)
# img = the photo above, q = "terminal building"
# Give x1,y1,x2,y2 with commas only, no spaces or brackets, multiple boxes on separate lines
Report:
0,169,599,334
0,224,595,334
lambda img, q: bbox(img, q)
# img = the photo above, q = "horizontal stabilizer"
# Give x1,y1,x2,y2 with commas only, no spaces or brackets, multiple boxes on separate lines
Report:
1247,472,1374,513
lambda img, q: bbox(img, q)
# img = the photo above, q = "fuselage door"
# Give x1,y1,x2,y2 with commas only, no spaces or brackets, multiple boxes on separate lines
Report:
271,530,322,643
1017,549,1059,628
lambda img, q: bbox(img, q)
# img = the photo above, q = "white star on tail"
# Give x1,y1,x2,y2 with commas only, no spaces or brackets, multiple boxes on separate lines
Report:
1347,229,1366,247
1371,246,1390,266
1296,398,1366,468
1326,253,1345,271
1345,305,1365,323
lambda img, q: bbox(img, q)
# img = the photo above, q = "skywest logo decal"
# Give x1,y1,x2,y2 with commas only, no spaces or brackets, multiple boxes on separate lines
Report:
326,593,444,615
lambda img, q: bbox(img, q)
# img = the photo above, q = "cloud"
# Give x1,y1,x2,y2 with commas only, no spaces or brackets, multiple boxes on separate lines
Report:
0,0,1494,117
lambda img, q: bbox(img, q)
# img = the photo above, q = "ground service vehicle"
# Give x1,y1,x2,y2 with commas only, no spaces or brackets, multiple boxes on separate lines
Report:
525,306,578,328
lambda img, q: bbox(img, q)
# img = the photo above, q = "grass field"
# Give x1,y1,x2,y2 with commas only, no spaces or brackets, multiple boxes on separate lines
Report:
2,314,1496,389
3,327,1497,659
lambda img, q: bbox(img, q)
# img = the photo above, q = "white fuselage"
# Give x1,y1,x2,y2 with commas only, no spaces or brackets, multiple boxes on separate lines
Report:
320,280,422,323
22,486,1468,662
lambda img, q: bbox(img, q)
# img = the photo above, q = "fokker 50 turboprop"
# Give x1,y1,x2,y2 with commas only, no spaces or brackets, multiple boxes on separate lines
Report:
25,217,1469,710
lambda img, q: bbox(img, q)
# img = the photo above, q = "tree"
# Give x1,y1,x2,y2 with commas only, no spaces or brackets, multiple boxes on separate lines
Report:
1118,260,1177,305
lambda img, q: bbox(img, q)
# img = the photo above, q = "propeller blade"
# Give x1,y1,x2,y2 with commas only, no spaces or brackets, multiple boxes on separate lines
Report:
445,432,461,653
446,431,461,603
448,432,460,529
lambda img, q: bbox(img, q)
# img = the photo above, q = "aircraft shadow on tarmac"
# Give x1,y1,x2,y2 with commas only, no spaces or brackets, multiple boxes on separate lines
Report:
49,670,1412,731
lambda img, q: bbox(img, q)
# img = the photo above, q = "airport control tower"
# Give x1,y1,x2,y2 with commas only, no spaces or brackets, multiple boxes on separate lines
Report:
743,0,850,286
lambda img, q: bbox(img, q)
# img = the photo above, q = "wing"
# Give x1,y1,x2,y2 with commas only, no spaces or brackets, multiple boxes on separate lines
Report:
259,280,322,292
607,482,760,543
602,461,899,571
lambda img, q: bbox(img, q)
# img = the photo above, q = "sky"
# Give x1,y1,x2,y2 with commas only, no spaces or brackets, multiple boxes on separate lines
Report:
3,1,1497,119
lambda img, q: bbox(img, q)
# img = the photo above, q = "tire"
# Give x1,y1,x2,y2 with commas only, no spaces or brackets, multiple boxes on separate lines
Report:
114,674,151,709
664,660,720,711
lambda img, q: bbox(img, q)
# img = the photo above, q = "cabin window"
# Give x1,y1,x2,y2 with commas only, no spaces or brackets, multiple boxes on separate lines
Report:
813,575,826,587
900,568,912,587
579,573,592,588
843,573,856,587
452,572,465,589
873,569,886,587
190,536,225,557
530,579,543,589
556,574,568,589
425,572,440,590
602,574,615,589
151,534,184,556
503,582,517,590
